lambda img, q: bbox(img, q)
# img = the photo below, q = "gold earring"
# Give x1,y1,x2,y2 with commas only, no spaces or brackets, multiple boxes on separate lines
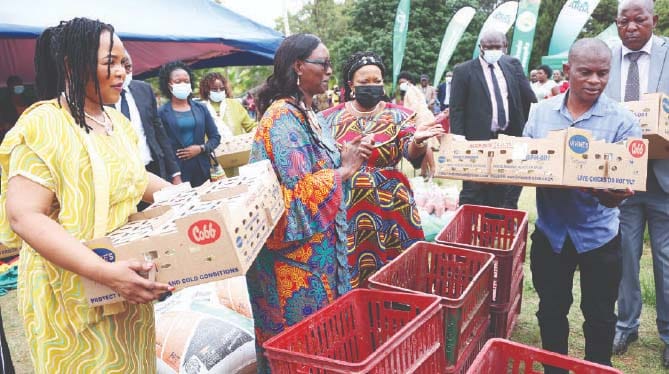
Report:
297,75,301,87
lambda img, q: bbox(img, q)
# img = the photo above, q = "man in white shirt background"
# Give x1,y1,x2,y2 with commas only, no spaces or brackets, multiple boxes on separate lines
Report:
116,52,182,197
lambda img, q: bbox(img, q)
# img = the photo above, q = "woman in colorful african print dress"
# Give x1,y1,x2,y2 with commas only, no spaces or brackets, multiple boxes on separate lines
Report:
0,19,174,373
245,34,373,373
319,51,445,288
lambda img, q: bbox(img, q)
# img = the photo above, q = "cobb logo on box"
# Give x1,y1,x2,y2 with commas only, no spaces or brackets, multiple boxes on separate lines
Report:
188,220,221,245
628,140,647,158
568,135,589,154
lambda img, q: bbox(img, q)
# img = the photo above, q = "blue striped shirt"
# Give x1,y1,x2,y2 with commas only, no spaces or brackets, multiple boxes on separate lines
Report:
523,92,641,253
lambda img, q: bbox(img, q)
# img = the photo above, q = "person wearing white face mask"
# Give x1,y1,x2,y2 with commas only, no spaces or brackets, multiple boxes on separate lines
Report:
157,61,221,187
449,30,536,209
197,72,256,139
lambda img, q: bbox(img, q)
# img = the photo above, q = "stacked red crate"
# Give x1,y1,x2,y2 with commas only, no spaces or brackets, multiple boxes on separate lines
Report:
263,289,444,373
436,205,528,338
368,242,494,373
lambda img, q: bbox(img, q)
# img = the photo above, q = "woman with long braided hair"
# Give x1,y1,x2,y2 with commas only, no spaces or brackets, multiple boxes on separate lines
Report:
318,51,444,288
0,18,173,372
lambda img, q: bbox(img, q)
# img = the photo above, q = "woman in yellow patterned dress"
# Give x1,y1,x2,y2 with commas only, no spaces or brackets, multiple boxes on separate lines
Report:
0,18,174,373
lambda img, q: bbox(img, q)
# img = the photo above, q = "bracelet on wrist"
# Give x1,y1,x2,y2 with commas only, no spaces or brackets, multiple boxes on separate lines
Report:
412,137,426,148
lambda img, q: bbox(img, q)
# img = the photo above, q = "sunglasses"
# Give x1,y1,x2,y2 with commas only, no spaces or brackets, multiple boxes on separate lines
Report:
303,58,332,70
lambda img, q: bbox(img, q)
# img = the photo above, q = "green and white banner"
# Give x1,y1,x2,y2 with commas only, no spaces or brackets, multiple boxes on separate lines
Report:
472,1,519,59
510,0,541,74
392,0,411,91
597,23,621,48
433,6,476,87
547,0,601,56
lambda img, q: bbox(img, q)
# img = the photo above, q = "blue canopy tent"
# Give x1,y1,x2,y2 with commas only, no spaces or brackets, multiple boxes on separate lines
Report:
0,0,284,86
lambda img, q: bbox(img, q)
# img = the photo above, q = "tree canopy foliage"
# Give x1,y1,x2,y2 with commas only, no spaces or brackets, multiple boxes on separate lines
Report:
279,0,669,85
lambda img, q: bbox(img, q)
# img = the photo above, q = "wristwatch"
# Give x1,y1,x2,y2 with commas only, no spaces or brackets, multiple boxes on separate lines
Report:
200,144,206,153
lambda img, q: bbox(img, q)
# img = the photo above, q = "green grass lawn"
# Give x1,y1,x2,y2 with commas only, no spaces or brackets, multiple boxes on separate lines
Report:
0,182,664,373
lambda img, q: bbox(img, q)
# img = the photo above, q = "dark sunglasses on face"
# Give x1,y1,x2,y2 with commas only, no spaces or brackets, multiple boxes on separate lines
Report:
303,58,332,70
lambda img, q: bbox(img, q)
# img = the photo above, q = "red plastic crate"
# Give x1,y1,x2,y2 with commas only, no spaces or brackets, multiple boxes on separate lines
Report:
436,204,528,306
490,278,523,339
467,338,624,374
445,315,490,374
368,242,494,368
263,289,444,374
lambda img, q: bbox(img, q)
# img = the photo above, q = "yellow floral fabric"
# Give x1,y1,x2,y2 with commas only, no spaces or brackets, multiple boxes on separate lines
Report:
0,100,153,373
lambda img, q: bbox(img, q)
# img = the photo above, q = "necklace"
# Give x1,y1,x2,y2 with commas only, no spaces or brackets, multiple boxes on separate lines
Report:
347,101,382,118
84,110,113,135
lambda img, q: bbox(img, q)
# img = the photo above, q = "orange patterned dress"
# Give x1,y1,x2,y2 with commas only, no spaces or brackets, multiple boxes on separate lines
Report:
245,99,350,372
319,102,425,288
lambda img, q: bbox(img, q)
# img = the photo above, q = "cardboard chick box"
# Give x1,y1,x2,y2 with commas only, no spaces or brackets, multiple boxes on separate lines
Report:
214,131,256,168
435,128,648,191
562,127,648,191
489,131,565,186
435,132,564,186
82,160,284,307
623,92,669,159
435,134,497,181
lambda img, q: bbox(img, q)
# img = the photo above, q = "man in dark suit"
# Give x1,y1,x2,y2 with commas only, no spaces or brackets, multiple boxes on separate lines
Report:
116,53,181,186
449,30,536,209
604,0,669,365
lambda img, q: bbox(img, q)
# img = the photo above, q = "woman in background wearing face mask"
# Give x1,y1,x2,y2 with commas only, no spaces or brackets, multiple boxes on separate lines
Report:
198,72,256,139
158,61,221,187
318,51,444,288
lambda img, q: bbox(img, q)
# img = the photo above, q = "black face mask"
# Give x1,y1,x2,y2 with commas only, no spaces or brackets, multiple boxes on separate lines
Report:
354,85,384,108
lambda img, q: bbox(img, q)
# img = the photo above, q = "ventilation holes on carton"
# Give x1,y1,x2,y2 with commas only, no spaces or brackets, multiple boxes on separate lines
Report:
617,156,623,162
160,263,172,270
506,159,513,164
500,149,507,154
234,227,240,234
612,166,618,171
143,251,158,260
548,150,555,154
465,150,472,154
530,150,538,154
582,154,588,159
205,256,214,262
599,165,605,170
595,154,601,159
164,249,176,256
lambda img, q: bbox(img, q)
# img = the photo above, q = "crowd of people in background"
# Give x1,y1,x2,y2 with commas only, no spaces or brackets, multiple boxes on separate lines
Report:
0,0,666,373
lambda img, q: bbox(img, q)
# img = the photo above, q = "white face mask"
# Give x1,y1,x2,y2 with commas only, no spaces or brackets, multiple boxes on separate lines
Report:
482,49,504,65
171,83,192,100
445,77,452,84
209,90,226,103
399,82,409,92
122,73,132,90
13,85,24,95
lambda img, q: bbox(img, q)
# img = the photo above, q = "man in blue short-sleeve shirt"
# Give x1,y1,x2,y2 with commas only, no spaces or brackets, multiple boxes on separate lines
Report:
523,38,641,373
